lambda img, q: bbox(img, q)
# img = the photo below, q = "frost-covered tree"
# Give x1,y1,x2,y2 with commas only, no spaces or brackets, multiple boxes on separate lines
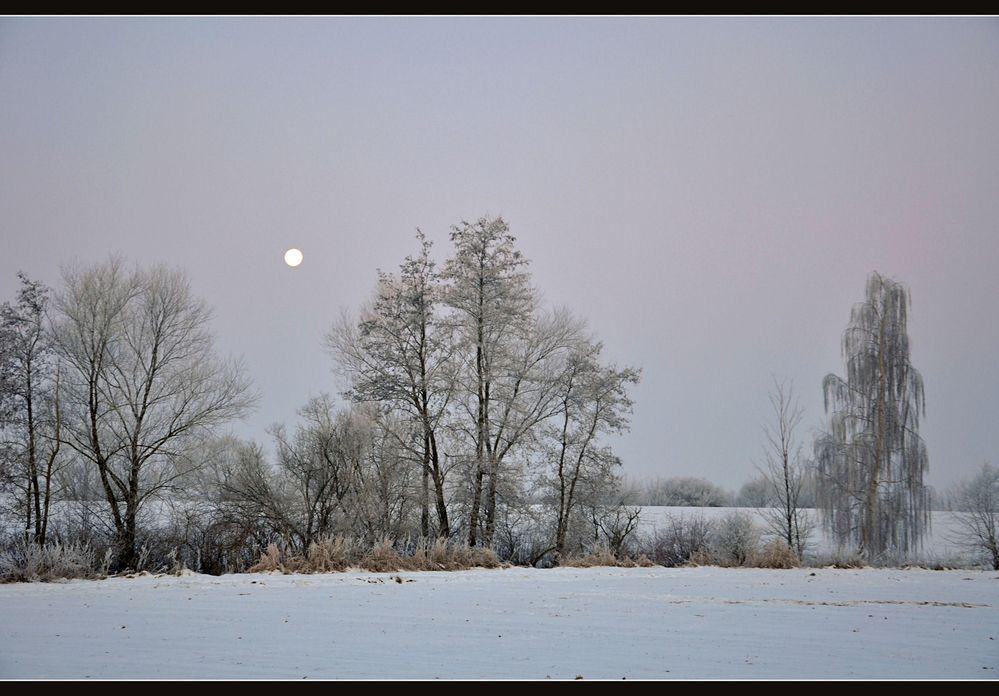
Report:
735,476,771,508
442,216,537,547
52,259,255,570
642,477,732,507
815,271,929,561
544,337,639,558
950,463,998,569
325,215,639,554
0,273,62,545
329,232,456,538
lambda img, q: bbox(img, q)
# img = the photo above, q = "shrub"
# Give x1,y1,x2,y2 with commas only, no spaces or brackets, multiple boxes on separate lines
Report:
641,513,714,567
709,511,761,566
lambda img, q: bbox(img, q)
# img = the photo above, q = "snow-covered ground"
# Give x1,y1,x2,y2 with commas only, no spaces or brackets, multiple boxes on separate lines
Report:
1,567,995,679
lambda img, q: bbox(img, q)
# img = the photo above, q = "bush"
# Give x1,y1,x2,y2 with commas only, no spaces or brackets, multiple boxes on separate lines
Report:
0,539,100,582
949,463,999,570
709,511,761,566
641,513,714,567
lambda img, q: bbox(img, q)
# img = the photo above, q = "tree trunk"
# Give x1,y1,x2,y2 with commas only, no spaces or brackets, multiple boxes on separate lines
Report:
420,433,430,538
468,468,483,547
483,460,498,547
428,432,449,538
116,496,139,572
469,307,486,546
26,369,43,543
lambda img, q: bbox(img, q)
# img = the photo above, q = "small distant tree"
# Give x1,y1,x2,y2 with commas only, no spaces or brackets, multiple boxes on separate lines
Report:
757,378,813,559
950,463,998,569
736,475,772,508
815,271,930,562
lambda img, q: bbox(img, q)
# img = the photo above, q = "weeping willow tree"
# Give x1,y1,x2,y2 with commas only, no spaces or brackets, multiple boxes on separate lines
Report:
815,271,929,562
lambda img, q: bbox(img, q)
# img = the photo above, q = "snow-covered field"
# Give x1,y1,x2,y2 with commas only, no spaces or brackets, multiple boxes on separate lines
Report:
2,567,996,679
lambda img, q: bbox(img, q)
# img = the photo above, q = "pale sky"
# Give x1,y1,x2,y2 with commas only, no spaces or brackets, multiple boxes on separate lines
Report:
2,17,997,492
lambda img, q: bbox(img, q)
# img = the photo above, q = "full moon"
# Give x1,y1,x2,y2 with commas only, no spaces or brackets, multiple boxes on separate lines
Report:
284,248,303,267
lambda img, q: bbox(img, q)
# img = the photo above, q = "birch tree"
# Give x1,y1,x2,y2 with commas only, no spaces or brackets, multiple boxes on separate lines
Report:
815,271,929,561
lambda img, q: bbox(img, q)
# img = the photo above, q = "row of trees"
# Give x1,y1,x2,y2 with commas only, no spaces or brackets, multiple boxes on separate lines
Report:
2,222,995,572
1,217,641,570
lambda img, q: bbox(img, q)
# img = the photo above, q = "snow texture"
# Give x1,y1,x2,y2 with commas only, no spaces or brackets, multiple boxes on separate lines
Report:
1,566,996,679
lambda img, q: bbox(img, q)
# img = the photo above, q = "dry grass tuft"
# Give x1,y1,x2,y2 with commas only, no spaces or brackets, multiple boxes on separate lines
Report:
751,540,800,569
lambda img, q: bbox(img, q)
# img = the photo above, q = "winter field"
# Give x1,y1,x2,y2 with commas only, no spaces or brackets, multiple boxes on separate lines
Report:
1,566,996,679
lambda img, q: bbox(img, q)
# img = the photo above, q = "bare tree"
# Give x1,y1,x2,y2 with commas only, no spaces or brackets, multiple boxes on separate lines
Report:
546,338,639,559
350,408,419,543
589,495,642,559
0,273,63,546
266,394,361,548
218,401,418,550
475,308,585,546
53,259,255,569
950,463,998,569
328,232,456,538
757,377,813,559
816,271,930,562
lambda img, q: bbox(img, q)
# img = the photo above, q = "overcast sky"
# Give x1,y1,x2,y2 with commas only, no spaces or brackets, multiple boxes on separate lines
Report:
2,17,997,492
